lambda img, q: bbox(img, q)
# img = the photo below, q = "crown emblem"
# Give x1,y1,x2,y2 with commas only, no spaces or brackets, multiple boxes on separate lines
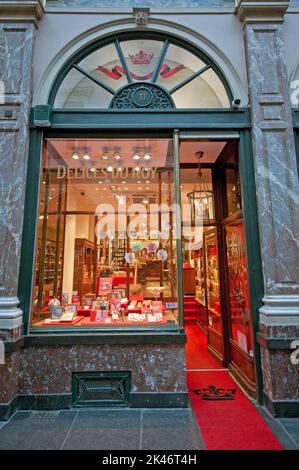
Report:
191,385,237,400
129,50,154,65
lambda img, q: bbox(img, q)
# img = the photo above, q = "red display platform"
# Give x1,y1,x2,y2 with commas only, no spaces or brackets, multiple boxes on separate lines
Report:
41,316,84,326
80,317,167,326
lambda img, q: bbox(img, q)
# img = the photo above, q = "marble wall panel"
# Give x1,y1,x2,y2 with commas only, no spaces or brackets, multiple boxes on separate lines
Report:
244,23,299,297
0,24,35,298
18,344,187,394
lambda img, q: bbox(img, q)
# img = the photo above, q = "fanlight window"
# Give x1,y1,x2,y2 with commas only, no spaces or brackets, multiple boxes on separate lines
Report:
53,36,230,109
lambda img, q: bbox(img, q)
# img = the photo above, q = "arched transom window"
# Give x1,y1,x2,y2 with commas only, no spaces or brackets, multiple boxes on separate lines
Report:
52,34,231,109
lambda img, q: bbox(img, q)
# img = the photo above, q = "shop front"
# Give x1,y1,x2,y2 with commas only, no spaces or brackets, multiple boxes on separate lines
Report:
1,1,298,419
14,31,262,408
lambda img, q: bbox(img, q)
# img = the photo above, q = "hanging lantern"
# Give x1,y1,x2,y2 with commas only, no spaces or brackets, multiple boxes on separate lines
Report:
186,151,215,224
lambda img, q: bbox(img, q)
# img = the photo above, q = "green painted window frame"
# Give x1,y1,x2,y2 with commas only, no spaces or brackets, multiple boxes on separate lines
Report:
18,110,264,403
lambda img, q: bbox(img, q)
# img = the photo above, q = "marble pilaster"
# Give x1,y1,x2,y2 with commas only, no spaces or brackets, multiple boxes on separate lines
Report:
0,2,44,332
237,0,299,323
0,2,44,411
237,0,299,413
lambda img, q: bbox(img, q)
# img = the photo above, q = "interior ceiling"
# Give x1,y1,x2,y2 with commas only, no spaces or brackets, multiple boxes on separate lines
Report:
44,138,228,212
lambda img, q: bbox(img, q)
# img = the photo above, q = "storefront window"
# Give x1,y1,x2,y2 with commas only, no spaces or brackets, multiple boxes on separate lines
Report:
53,36,230,109
226,221,253,356
31,137,179,329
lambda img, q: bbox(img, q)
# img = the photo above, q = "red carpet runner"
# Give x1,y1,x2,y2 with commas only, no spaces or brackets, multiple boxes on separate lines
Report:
185,324,283,450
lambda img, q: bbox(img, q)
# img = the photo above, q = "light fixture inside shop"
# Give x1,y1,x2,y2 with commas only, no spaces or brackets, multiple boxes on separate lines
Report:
144,153,151,160
107,165,113,172
187,151,215,224
72,152,79,160
83,153,90,160
133,153,140,160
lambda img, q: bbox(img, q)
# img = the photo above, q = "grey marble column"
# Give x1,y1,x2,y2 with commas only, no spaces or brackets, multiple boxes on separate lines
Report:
237,1,299,325
237,1,299,412
0,1,44,331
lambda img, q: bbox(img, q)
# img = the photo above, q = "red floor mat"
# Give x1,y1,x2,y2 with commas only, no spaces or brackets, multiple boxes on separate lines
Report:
185,323,224,370
187,371,283,450
185,323,283,450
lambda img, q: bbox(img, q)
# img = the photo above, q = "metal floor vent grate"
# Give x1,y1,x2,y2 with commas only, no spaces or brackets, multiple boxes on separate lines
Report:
72,372,131,408
26,412,60,422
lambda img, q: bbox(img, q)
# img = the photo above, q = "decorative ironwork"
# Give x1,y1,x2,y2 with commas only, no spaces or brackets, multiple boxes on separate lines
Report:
110,83,175,109
72,371,131,407
191,385,237,400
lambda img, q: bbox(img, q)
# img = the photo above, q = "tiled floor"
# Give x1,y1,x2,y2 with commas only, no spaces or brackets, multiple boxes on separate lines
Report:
255,406,299,450
0,408,204,450
278,419,299,449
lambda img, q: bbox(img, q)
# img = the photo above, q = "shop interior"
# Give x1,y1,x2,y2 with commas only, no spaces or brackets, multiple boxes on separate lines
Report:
31,136,255,389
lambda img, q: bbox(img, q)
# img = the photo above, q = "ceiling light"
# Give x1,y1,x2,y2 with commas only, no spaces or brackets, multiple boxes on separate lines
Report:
138,187,142,190
146,187,150,190
52,188,56,191
122,181,126,184
83,153,90,160
143,199,149,204
144,153,151,160
98,181,102,184
103,188,107,191
114,153,121,160
124,187,128,190
137,180,141,184
133,154,140,160
102,153,108,160
96,188,99,191
146,180,150,184
72,152,79,160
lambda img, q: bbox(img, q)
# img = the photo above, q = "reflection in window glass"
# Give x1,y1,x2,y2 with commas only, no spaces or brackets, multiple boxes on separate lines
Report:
223,148,242,218
31,138,179,329
54,68,112,109
172,70,230,108
226,221,253,356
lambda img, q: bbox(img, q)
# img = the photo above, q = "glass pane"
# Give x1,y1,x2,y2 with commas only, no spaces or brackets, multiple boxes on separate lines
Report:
223,148,242,217
120,39,164,82
172,68,230,108
226,221,253,356
156,43,205,90
205,230,222,334
54,67,112,108
78,42,128,91
31,137,179,329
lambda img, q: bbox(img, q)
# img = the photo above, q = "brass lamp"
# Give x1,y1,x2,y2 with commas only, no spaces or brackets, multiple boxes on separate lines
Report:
187,151,215,224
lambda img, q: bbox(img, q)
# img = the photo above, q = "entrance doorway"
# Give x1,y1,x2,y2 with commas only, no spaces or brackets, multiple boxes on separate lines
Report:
178,137,257,398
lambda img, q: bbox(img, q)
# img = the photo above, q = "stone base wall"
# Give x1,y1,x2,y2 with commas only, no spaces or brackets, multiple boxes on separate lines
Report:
0,342,188,419
259,324,299,417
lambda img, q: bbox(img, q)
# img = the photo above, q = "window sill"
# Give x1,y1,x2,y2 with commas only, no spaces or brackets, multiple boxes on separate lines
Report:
24,330,186,346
